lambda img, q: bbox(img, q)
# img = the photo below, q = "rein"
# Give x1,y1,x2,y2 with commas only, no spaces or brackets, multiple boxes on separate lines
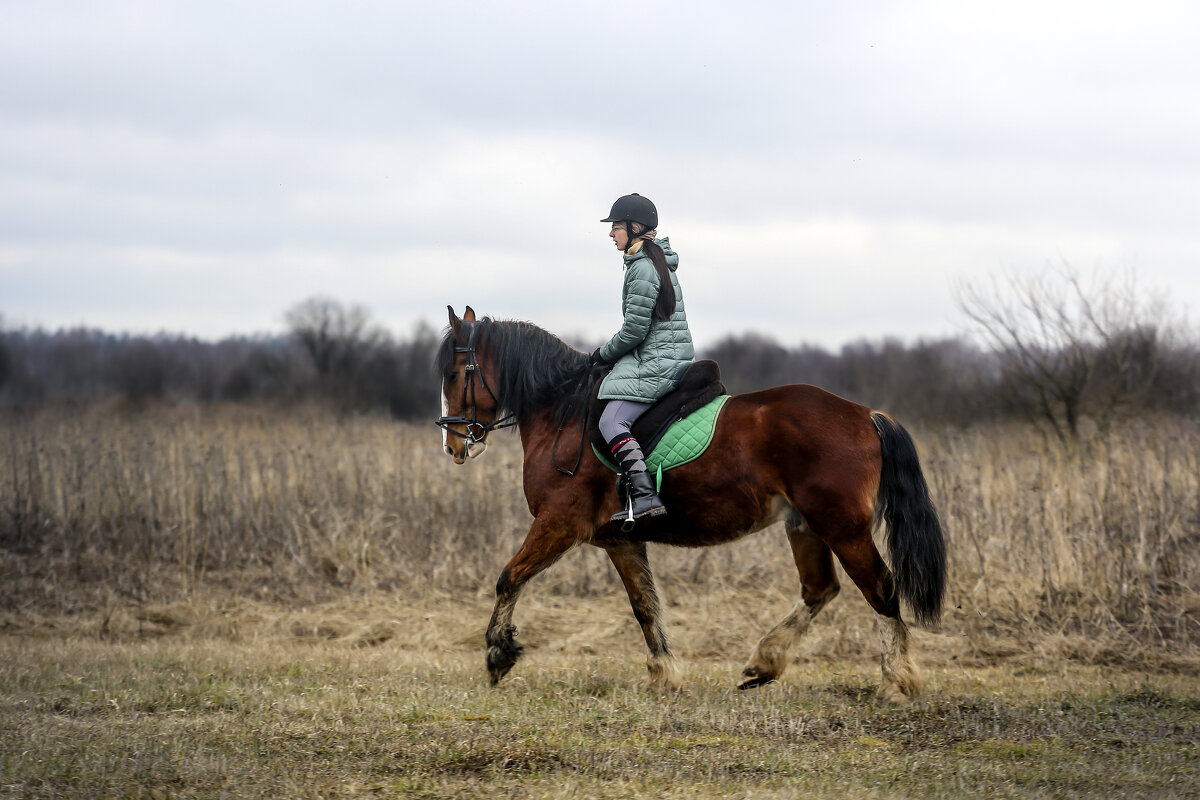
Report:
551,369,598,477
434,323,517,444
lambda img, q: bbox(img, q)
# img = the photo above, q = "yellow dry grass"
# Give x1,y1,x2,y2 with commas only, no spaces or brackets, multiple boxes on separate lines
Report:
3,404,1197,664
2,404,1199,797
2,603,1198,799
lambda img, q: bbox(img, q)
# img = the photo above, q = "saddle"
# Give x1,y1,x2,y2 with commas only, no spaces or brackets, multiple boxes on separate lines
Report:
588,359,727,459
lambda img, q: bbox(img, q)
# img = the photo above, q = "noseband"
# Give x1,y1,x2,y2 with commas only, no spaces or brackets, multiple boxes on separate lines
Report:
435,323,517,445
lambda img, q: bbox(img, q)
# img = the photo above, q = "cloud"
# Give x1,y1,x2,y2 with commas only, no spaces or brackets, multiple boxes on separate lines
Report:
2,1,1199,347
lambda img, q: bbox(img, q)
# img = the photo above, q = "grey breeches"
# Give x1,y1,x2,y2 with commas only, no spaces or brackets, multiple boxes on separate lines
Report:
598,399,654,443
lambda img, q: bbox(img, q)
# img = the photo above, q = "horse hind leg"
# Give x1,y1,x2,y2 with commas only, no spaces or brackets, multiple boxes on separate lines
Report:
739,513,840,689
877,614,921,704
605,542,681,691
823,525,923,703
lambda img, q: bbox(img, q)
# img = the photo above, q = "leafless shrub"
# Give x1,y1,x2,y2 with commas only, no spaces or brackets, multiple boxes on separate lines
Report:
285,295,387,403
284,296,441,415
956,264,1189,442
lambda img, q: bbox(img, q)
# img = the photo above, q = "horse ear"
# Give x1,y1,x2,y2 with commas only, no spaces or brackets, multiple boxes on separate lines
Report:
464,306,477,323
448,305,462,335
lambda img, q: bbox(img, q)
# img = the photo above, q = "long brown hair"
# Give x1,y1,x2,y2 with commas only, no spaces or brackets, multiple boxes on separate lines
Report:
627,223,676,322
641,239,676,321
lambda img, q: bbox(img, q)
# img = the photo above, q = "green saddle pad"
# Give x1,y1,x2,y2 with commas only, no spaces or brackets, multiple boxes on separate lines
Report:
593,394,731,490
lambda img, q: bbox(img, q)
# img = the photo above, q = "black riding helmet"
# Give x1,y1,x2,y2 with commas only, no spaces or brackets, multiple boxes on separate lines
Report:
601,193,658,228
602,194,658,254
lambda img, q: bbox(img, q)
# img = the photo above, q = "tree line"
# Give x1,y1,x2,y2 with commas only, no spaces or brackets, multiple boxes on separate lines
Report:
0,299,441,419
2,271,1198,436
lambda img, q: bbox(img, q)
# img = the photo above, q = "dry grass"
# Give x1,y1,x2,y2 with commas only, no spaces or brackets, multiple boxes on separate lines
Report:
2,404,1197,660
1,404,1199,796
1,604,1198,799
923,419,1200,658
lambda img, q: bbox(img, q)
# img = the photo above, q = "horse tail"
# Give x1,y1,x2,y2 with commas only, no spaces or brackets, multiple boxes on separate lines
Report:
870,412,946,627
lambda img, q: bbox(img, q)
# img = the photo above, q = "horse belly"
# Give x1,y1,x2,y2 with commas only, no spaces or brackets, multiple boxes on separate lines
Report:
633,492,793,548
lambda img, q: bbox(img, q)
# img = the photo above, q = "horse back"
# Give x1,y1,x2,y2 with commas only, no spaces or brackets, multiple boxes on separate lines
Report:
669,383,883,522
723,383,879,445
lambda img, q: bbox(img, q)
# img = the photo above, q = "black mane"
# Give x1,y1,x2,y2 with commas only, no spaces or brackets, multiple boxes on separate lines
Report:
436,317,593,424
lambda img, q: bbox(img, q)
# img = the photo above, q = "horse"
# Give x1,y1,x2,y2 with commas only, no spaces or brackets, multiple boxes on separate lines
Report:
436,306,946,703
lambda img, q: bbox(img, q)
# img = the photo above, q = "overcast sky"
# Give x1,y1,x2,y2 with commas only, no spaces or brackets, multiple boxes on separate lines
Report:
3,1,1198,350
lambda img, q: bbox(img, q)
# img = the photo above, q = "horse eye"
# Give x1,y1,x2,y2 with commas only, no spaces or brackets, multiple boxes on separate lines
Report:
444,369,458,381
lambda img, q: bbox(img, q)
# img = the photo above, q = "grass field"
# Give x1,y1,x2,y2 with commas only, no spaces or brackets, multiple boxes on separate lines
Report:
2,591,1198,799
2,405,1199,797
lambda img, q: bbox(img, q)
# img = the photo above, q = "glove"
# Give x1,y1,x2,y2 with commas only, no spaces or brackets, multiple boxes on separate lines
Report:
589,348,606,367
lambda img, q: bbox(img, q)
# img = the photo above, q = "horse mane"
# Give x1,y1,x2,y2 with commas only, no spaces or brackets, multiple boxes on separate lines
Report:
436,317,593,424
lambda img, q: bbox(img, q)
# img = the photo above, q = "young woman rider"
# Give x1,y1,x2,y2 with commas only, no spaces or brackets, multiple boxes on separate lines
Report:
591,193,695,525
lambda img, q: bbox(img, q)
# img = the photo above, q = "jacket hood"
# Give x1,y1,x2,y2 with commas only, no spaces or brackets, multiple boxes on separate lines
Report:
624,237,679,271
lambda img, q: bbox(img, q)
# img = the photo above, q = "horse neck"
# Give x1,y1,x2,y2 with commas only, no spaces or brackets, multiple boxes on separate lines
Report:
515,401,593,483
480,320,589,427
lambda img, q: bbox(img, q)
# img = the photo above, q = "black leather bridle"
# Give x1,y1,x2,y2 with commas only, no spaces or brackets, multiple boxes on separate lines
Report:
435,323,517,446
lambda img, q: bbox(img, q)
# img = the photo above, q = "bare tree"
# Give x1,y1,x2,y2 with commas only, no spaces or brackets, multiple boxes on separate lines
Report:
285,296,382,375
284,296,392,410
956,264,1174,442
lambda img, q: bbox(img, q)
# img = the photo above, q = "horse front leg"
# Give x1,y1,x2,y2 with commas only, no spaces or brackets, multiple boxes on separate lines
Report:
604,541,681,691
486,512,581,686
739,517,840,689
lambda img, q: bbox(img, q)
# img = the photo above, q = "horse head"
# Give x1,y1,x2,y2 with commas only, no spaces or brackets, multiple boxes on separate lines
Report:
437,306,514,464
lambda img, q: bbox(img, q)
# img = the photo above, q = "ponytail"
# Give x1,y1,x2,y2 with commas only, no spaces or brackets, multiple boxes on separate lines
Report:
641,239,677,321
623,223,676,322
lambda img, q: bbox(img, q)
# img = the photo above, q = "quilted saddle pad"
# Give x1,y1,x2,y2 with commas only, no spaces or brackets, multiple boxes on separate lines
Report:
592,394,731,489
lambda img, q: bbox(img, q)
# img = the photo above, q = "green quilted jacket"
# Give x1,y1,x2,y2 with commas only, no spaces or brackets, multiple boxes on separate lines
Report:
598,237,695,402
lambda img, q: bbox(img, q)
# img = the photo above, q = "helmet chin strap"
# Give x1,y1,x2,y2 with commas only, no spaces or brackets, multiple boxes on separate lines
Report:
623,222,653,254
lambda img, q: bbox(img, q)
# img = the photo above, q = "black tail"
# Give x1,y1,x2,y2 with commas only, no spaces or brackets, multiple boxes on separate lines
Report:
871,412,946,627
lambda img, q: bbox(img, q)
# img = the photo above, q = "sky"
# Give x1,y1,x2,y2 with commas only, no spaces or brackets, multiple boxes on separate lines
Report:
2,0,1198,350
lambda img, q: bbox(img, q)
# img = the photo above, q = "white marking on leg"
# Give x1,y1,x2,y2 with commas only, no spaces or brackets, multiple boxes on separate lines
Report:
647,653,682,691
877,615,923,703
743,599,817,683
494,597,516,631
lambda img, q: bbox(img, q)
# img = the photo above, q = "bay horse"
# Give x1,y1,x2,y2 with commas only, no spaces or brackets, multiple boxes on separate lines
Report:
437,306,946,703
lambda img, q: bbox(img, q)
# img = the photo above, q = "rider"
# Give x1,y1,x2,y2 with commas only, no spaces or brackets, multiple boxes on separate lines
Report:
591,193,695,525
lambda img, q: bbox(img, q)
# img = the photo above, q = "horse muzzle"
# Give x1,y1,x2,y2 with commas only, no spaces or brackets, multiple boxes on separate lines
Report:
440,420,490,464
446,439,487,464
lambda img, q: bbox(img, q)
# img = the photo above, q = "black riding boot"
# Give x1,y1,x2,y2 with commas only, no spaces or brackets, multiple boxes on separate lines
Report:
607,435,667,527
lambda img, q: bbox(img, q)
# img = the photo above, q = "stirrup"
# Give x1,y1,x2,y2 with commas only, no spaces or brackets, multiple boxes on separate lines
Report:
611,492,667,532
621,500,636,533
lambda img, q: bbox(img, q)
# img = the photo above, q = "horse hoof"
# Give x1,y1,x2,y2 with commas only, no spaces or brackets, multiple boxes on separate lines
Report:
876,684,915,704
486,638,523,686
487,652,517,686
737,670,776,690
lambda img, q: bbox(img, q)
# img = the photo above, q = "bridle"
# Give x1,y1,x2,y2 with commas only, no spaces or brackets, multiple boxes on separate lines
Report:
435,323,517,446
